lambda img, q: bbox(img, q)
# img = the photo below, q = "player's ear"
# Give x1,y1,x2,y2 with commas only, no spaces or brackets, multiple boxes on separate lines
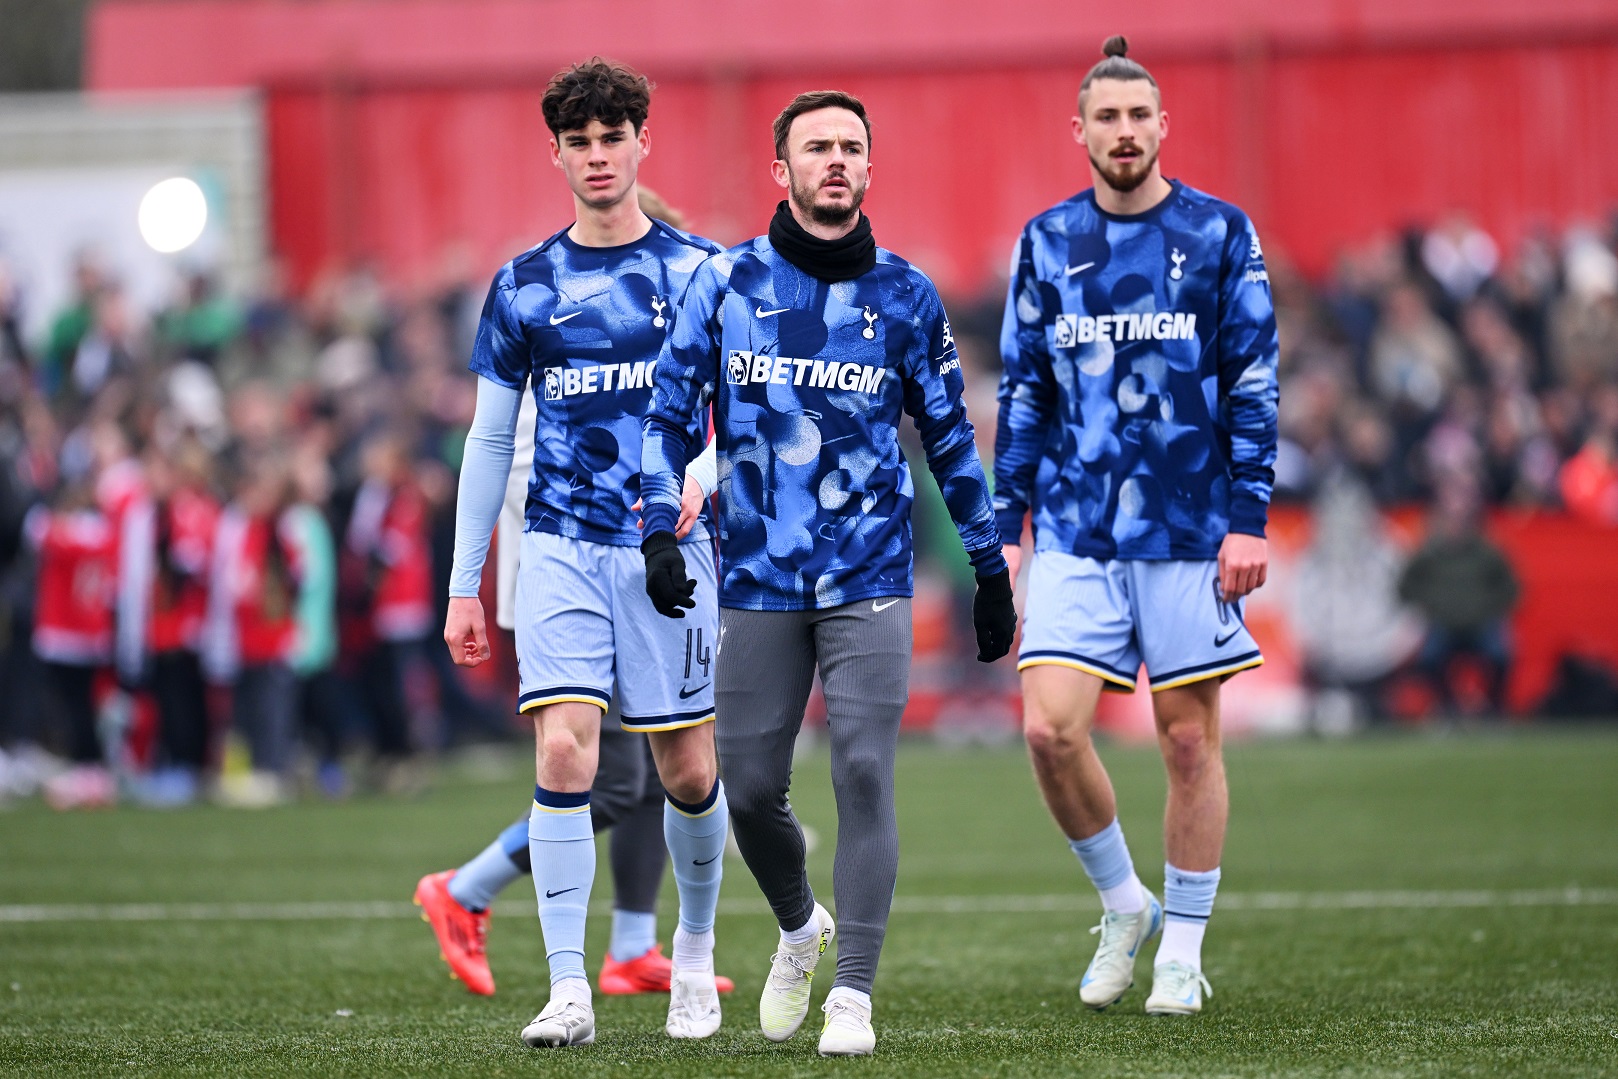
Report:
1157,109,1168,142
1071,115,1085,147
637,123,651,162
770,158,790,191
549,136,563,170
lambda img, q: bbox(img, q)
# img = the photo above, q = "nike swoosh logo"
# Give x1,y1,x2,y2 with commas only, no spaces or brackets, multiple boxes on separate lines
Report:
549,311,581,325
678,683,710,700
1214,629,1240,648
755,306,790,318
544,887,579,898
873,599,899,612
694,855,719,866
1065,261,1096,277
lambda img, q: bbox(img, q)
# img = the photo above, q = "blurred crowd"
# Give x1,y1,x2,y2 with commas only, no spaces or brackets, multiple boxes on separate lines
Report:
0,250,512,809
2,208,1617,807
1262,210,1618,519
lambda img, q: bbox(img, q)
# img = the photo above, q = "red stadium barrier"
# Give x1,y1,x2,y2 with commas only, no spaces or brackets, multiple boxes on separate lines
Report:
88,0,1618,295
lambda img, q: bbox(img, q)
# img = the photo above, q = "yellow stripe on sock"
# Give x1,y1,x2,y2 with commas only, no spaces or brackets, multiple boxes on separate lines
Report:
530,801,591,815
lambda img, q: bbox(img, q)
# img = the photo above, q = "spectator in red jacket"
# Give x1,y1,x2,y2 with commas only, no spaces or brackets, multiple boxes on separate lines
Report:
118,440,220,804
345,432,433,779
27,483,117,808
203,456,307,806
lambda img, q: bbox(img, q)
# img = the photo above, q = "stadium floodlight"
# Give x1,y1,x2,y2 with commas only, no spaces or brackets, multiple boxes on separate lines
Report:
137,177,208,254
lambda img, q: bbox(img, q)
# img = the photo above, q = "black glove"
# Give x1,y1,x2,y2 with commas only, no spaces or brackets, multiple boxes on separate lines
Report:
972,569,1016,662
642,530,696,618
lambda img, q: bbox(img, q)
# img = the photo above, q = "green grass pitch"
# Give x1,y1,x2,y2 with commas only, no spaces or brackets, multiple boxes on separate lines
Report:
3,732,1617,1077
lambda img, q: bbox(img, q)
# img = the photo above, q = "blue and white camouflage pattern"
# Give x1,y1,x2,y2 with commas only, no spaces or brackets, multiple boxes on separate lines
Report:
642,238,1004,612
469,221,722,547
994,180,1280,560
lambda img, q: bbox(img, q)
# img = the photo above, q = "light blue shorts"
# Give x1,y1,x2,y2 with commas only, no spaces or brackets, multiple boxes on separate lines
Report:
1018,551,1263,693
514,531,717,732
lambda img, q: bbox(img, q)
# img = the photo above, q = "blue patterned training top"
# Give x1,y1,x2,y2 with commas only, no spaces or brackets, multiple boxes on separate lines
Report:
642,238,1005,612
994,180,1279,560
468,220,722,546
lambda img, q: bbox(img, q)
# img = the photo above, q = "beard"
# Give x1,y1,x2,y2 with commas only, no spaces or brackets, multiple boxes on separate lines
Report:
1090,144,1159,194
789,168,866,227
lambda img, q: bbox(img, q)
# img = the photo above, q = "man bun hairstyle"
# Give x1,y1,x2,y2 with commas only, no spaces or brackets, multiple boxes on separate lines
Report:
772,90,871,162
542,57,652,137
1078,35,1160,114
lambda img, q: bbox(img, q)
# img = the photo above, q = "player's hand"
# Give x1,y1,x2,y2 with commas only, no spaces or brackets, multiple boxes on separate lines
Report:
642,530,696,618
444,596,491,668
972,569,1017,662
1002,543,1023,582
631,475,706,540
1218,533,1268,601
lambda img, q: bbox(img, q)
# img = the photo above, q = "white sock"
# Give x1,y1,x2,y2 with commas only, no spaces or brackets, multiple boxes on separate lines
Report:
1098,878,1145,914
550,975,591,1005
780,912,818,947
1154,919,1206,970
824,985,870,1012
672,926,715,972
1068,820,1144,914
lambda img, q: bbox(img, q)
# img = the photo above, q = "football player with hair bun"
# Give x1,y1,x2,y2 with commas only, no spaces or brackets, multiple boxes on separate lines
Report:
995,35,1279,1017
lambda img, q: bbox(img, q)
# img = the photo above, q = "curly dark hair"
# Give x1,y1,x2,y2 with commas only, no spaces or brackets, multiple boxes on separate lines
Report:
771,90,870,161
541,58,652,137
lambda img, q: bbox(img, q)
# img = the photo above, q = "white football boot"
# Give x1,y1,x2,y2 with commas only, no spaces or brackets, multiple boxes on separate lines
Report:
520,996,595,1047
759,902,836,1041
1079,885,1164,1009
818,994,876,1057
666,968,722,1039
1144,960,1213,1016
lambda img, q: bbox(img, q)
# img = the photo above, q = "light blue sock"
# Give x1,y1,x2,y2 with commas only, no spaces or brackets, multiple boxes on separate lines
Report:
530,785,595,986
447,819,528,912
664,780,727,969
1158,862,1221,970
1069,819,1144,913
610,909,658,962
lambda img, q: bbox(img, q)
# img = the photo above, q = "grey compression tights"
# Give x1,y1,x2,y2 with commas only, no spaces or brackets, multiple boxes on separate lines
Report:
715,600,912,995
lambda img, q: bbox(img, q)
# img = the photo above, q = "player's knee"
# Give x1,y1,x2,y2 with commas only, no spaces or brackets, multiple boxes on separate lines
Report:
833,746,890,810
660,760,715,806
1158,717,1216,781
539,726,587,768
721,771,780,822
1023,713,1091,767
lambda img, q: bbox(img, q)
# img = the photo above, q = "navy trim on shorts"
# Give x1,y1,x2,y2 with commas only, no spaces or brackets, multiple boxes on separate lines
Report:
1149,650,1263,688
516,685,612,715
1018,649,1138,683
618,705,715,730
